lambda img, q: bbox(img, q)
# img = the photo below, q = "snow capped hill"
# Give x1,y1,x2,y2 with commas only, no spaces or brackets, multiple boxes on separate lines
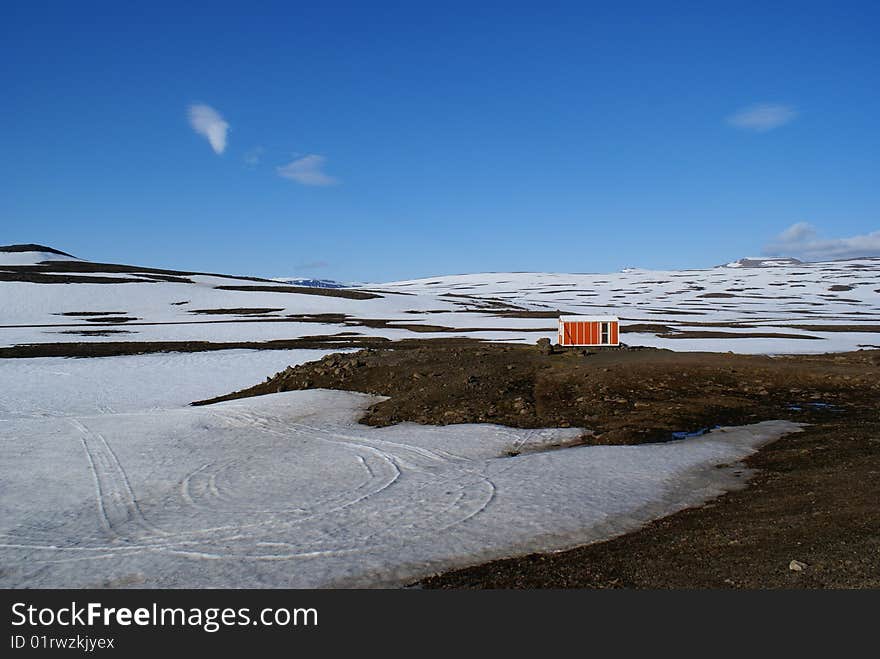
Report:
722,256,804,268
271,277,348,288
0,244,81,265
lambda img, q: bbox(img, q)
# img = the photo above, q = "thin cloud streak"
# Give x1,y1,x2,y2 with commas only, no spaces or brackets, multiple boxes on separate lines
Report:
277,154,338,186
727,104,797,132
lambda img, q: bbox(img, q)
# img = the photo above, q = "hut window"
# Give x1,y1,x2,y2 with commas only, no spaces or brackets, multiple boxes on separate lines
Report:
600,322,610,344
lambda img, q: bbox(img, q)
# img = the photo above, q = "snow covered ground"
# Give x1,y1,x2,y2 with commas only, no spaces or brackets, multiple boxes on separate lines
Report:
1,247,877,353
0,349,338,418
0,351,801,588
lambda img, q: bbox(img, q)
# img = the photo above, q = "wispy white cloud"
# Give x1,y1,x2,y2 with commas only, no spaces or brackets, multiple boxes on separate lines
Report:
188,104,229,154
244,146,264,168
764,222,880,260
726,103,797,132
276,154,338,186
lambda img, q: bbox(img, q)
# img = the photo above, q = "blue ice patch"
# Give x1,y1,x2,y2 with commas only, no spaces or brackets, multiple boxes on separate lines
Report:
671,425,721,440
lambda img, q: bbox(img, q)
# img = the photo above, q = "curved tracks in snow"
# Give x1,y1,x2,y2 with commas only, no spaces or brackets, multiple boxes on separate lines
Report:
2,399,513,565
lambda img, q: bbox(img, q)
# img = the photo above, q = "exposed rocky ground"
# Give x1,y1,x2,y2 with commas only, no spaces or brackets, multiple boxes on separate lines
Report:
196,341,879,446
0,336,393,358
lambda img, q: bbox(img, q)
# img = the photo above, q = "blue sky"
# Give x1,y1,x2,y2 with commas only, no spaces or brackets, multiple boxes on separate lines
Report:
2,1,878,281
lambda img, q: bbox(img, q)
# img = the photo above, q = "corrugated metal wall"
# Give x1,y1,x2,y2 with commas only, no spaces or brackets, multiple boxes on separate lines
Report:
559,321,619,346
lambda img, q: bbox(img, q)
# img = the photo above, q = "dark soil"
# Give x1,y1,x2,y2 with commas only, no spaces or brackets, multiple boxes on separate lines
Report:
83,316,137,323
491,310,564,318
0,336,395,358
287,313,349,323
55,311,128,317
0,336,522,359
0,244,76,256
621,323,675,333
55,329,135,337
189,308,286,315
782,324,880,333
659,330,821,340
0,258,280,284
194,342,880,446
0,272,152,284
350,318,556,333
213,285,381,300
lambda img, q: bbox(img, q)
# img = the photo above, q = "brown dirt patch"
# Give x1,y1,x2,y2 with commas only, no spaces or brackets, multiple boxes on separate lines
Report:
189,308,285,315
0,243,75,256
214,285,381,300
0,259,272,283
0,272,152,285
659,330,822,340
0,336,501,359
782,325,880,333
55,311,129,317
621,323,675,333
194,342,879,446
346,318,554,334
83,316,137,324
55,329,135,337
487,310,570,319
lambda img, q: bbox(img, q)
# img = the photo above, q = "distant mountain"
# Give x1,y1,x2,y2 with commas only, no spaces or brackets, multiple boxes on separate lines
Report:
720,256,803,268
0,243,77,257
271,277,349,289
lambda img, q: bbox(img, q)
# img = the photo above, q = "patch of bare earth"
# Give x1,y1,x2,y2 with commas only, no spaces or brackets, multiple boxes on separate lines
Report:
213,285,381,300
196,342,879,444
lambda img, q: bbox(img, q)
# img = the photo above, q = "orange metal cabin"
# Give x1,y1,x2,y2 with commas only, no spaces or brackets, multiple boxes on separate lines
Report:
558,315,619,347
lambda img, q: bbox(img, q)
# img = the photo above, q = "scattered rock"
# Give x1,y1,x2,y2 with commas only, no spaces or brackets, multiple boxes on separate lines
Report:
789,559,807,572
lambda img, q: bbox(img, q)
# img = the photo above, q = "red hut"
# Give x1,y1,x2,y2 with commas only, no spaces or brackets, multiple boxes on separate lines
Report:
558,315,619,347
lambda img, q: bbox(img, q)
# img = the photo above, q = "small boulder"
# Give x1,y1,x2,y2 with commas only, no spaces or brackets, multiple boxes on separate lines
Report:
789,559,807,572
536,337,553,355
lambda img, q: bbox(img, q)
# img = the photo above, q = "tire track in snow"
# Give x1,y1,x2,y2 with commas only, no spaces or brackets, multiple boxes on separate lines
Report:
69,418,166,540
148,406,406,558
194,408,499,555
284,419,502,545
4,402,548,566
245,411,406,517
